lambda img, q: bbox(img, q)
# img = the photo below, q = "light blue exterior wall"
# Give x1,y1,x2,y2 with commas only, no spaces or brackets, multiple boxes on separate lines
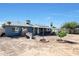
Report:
4,26,51,37
4,27,22,37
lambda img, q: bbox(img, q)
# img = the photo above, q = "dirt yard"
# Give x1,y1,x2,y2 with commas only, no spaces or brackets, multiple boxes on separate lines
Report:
0,34,79,56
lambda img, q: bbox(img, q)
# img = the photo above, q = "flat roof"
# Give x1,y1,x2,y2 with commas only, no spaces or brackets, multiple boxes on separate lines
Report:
2,24,51,29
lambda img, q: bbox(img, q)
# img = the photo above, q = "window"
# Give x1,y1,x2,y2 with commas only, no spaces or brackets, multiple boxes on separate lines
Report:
12,27,19,32
12,27,15,32
15,27,19,32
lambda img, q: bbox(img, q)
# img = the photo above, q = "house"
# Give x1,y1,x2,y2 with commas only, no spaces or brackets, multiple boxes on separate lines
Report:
1,21,52,37
74,25,79,34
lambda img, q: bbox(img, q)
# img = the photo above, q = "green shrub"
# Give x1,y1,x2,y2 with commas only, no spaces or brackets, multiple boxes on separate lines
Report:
57,29,67,40
62,22,78,34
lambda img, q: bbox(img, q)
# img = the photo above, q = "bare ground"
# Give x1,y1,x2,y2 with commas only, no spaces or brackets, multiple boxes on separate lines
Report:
0,34,79,56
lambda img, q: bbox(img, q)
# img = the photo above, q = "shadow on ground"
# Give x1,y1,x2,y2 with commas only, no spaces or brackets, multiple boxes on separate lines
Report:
57,39,79,44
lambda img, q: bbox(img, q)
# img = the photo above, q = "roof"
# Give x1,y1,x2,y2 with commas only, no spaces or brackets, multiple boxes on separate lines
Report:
2,24,51,29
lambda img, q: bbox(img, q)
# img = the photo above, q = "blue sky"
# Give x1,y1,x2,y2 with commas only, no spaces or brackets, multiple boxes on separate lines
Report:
0,3,79,28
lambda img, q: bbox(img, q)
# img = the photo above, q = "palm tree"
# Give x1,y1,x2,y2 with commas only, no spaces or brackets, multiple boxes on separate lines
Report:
26,20,31,24
50,22,53,27
50,22,56,34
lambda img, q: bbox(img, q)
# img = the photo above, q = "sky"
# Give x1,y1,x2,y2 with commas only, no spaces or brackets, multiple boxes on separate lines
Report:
0,3,79,28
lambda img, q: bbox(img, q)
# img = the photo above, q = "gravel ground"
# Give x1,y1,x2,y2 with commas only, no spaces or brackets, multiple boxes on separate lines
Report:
0,34,79,56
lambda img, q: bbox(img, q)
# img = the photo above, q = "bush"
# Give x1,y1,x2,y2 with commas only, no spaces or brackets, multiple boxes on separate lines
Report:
62,22,78,34
57,29,67,40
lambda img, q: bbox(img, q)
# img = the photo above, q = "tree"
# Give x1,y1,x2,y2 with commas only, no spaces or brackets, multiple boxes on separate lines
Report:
50,22,55,31
50,22,53,27
57,29,67,40
62,22,78,34
26,20,31,24
7,21,11,25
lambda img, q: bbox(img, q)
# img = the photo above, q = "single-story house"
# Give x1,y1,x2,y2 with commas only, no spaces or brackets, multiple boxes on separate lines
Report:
2,22,52,37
